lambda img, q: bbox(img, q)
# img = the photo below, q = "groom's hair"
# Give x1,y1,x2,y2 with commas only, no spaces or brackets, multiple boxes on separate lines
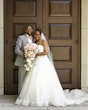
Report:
36,28,41,35
25,25,33,30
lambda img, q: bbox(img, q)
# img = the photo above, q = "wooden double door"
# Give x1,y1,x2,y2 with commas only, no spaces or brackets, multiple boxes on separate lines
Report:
5,0,81,94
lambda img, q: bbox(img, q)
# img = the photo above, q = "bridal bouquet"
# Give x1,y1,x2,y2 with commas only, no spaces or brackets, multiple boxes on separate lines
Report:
24,43,38,72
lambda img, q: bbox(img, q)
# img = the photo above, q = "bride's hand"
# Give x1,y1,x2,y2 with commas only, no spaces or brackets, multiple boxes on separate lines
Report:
36,52,40,56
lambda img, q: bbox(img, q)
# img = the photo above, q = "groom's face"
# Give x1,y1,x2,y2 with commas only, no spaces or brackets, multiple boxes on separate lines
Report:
26,26,33,35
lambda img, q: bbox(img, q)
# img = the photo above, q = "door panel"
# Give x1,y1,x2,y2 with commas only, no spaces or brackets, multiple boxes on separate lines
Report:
5,0,80,94
5,0,42,94
43,0,80,89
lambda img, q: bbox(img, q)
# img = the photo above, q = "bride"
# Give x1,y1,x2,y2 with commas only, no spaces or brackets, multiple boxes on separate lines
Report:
15,28,88,106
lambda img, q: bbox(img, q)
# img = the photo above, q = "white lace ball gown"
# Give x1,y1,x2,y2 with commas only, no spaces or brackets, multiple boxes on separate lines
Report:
15,45,88,106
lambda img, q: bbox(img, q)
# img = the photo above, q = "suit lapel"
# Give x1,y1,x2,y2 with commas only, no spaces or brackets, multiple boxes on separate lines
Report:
24,34,29,43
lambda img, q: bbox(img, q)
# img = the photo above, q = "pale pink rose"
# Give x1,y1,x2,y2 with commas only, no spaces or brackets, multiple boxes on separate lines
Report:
27,53,30,57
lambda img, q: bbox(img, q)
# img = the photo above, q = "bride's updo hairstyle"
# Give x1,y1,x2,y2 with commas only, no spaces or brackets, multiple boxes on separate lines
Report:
36,28,41,35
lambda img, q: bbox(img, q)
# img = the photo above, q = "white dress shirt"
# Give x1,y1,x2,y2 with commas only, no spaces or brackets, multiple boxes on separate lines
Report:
26,34,32,44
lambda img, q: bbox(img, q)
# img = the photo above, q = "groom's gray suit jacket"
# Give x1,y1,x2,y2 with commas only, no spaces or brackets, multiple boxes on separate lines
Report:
15,34,32,67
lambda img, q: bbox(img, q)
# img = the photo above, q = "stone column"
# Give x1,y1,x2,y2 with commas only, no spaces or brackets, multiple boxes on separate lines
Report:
0,0,4,94
81,0,88,92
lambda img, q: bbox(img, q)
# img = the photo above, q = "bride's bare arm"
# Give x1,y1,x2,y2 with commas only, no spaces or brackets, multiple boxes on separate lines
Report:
37,40,48,56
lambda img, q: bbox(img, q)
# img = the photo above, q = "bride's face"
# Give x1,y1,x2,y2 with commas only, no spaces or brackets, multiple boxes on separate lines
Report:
35,31,41,41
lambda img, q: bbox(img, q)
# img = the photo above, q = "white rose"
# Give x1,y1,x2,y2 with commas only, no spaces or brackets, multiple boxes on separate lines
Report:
24,64,27,68
30,51,33,55
26,59,31,63
30,57,35,60
26,67,30,71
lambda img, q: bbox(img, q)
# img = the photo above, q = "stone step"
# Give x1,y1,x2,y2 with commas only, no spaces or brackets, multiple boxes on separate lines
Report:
0,95,88,110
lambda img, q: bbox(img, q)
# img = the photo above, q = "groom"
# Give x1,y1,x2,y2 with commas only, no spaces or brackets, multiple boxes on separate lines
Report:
15,25,33,94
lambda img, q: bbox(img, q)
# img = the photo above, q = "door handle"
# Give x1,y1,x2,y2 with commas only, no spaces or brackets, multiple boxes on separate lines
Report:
76,40,78,44
6,40,8,44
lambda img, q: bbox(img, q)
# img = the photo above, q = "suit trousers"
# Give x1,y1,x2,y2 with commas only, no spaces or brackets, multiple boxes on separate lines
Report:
18,66,26,94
